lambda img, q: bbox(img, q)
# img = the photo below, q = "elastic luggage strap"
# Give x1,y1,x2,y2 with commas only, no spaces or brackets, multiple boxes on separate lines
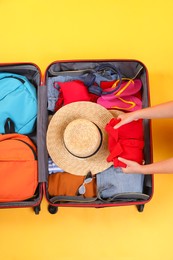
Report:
96,191,149,202
49,196,98,204
49,192,149,204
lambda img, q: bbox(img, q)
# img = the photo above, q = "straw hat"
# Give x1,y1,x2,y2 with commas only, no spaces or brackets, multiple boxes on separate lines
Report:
47,101,122,176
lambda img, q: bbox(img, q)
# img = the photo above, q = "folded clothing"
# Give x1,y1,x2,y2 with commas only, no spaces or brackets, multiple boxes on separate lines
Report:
47,69,119,111
54,80,91,110
48,157,64,174
96,166,144,199
47,75,91,111
48,172,96,198
105,118,144,167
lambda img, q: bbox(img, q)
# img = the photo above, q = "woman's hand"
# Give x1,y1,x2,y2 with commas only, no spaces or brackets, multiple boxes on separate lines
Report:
118,157,146,174
113,112,138,129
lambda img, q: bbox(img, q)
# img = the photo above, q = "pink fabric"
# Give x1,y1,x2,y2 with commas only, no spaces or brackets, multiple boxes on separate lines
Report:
101,79,142,97
97,79,142,112
105,118,144,167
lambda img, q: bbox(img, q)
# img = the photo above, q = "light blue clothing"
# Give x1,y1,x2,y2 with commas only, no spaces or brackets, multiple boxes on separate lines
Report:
47,75,83,111
96,166,144,199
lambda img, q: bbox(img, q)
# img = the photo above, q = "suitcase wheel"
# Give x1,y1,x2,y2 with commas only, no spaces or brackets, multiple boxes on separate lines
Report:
137,204,145,212
48,205,58,214
33,205,41,215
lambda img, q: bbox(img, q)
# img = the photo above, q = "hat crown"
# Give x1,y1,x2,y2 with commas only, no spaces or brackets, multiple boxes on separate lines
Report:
63,118,102,158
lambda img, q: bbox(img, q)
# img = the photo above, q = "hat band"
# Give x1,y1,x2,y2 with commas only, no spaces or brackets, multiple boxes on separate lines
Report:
63,124,103,159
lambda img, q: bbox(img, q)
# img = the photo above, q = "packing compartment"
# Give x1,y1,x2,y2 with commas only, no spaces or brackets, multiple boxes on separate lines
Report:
0,63,43,214
42,60,153,213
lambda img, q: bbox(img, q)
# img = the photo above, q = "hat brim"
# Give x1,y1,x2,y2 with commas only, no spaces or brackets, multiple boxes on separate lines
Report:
47,101,114,176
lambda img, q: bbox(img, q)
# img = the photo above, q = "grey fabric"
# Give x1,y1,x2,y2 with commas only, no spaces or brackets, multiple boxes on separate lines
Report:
0,64,40,86
48,62,99,75
48,61,143,78
37,85,49,182
96,166,144,199
47,75,86,111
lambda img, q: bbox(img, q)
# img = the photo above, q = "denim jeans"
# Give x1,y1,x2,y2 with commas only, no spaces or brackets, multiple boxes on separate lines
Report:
96,166,144,199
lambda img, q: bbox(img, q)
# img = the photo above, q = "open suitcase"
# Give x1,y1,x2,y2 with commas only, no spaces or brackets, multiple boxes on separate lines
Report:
0,60,153,214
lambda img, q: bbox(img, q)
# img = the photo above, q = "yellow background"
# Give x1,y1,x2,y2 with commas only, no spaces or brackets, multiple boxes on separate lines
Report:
0,0,173,259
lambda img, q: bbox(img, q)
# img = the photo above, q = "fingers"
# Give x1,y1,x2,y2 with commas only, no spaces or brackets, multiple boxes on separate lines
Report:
118,157,138,167
113,112,138,129
113,114,132,129
113,120,124,129
113,115,126,129
118,157,143,174
118,157,129,165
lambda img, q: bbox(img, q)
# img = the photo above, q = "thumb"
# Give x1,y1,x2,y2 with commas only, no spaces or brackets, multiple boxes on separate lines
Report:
118,157,129,166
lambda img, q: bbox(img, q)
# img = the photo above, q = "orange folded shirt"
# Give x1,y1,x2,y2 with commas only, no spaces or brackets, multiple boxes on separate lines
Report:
48,172,96,198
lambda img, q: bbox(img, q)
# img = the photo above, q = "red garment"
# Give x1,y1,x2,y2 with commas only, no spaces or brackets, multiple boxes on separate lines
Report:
100,80,116,90
105,118,144,167
58,80,90,105
54,80,100,111
89,93,99,103
54,88,64,111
